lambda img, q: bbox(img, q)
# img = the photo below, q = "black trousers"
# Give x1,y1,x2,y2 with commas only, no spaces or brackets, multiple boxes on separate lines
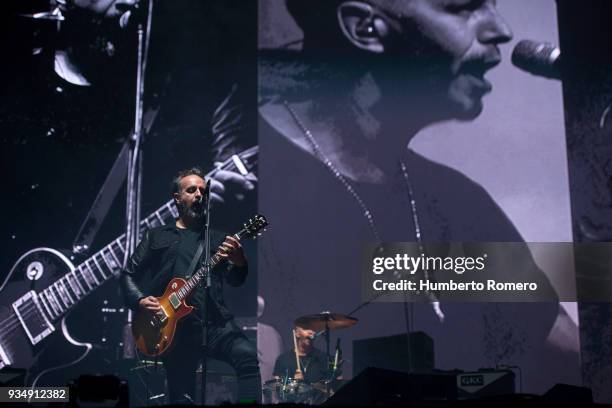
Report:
161,318,261,404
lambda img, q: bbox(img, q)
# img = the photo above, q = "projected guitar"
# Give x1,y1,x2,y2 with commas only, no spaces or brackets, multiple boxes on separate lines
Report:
0,146,257,387
131,214,268,357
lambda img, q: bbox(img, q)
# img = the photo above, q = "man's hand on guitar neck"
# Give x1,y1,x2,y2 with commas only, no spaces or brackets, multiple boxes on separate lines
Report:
209,169,257,231
139,296,161,313
210,169,256,208
218,235,246,267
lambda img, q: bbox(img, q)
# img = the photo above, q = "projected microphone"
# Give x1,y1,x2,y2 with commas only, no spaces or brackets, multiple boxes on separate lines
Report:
512,39,561,80
116,1,147,29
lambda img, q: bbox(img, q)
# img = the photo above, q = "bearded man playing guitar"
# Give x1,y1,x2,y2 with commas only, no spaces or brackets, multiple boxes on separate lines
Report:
120,168,261,405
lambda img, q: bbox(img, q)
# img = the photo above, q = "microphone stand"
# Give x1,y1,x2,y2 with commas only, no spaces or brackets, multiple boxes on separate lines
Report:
200,183,212,405
121,2,153,404
328,338,341,396
124,0,152,268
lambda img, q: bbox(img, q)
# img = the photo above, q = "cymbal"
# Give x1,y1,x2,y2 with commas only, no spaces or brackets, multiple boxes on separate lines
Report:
294,312,358,331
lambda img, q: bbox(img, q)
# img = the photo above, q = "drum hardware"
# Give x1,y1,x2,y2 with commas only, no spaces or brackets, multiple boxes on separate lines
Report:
262,311,358,404
295,311,357,395
263,377,324,405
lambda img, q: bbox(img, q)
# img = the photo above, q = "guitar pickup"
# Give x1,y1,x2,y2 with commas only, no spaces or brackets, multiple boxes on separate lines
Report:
12,291,55,345
168,292,181,310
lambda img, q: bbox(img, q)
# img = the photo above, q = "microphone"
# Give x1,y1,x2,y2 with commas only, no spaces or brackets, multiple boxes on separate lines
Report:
307,330,324,340
194,182,210,205
512,39,561,80
204,180,211,202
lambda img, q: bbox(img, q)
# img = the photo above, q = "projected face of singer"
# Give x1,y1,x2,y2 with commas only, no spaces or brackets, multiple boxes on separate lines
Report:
413,0,512,118
174,175,207,220
373,0,512,119
51,0,138,84
306,0,513,120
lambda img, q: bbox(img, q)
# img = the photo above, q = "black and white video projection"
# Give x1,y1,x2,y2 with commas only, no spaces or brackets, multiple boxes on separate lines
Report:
257,0,592,398
2,0,612,405
1,1,258,405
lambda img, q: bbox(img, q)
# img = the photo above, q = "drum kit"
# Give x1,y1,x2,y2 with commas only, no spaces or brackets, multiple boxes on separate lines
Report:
263,311,358,405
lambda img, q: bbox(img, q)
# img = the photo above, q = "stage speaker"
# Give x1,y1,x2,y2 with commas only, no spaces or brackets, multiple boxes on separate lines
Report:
0,368,25,386
122,360,166,406
544,383,593,403
194,358,238,405
353,331,434,375
323,367,456,405
68,375,129,407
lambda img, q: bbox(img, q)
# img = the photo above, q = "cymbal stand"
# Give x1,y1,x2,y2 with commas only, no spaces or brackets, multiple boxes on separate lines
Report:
319,311,333,394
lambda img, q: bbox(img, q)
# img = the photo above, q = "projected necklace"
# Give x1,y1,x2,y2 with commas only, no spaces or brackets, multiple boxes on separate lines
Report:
283,100,442,312
282,100,425,243
284,101,382,241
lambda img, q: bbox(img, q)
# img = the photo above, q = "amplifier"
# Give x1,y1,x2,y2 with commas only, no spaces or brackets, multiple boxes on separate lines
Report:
456,369,515,399
353,332,434,375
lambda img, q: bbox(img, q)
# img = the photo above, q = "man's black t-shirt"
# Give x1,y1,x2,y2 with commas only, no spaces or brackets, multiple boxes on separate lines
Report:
273,348,329,383
171,227,222,326
173,228,202,278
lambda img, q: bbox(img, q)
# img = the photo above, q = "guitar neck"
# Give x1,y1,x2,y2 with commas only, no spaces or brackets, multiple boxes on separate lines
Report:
176,233,244,301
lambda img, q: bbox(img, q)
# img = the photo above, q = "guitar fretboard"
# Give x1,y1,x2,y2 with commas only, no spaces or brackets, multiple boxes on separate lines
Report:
37,201,179,322
175,226,255,301
174,240,232,302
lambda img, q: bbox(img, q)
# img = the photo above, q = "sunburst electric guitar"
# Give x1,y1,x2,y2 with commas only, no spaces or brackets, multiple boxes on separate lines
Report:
131,214,268,357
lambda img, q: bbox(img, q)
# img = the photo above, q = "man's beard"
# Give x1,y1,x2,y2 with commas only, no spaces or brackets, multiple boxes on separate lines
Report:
178,201,205,220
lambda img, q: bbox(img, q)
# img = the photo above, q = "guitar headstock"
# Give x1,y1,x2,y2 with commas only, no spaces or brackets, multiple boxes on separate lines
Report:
241,214,268,239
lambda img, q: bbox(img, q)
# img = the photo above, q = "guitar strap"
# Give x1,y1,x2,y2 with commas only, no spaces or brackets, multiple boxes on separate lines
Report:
185,236,206,279
71,106,160,255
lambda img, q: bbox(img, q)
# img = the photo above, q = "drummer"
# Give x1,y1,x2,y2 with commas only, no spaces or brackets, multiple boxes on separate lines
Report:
272,326,340,384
